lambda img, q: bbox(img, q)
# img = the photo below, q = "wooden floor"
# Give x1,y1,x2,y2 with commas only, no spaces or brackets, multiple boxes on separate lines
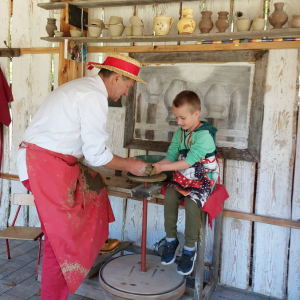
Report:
0,239,277,300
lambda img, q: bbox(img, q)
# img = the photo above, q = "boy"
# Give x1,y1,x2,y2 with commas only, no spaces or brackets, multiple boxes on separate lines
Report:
152,90,219,275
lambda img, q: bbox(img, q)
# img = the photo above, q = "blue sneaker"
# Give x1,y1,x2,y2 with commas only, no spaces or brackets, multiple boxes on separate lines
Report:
161,238,180,265
177,248,197,275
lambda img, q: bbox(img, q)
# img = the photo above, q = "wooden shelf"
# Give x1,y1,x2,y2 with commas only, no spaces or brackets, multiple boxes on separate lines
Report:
41,28,300,44
38,0,199,10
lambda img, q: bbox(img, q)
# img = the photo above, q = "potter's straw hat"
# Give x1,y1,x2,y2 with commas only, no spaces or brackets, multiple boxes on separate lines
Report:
86,53,147,84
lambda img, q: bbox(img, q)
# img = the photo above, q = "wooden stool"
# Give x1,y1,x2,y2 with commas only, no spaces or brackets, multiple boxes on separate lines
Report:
0,194,43,278
193,211,223,300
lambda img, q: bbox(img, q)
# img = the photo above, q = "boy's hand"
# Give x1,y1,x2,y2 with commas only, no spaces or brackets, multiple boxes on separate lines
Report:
151,163,162,175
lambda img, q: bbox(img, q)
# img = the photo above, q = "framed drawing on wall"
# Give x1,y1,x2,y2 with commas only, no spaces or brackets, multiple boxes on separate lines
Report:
124,51,268,162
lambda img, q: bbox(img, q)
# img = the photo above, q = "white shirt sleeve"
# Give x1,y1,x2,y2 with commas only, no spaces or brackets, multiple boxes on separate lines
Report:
77,92,113,167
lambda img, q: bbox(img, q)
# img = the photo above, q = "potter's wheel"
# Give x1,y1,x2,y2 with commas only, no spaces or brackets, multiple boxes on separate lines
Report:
127,172,167,183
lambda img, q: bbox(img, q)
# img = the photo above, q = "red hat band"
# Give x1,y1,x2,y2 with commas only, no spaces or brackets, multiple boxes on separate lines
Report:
104,57,140,76
86,57,140,76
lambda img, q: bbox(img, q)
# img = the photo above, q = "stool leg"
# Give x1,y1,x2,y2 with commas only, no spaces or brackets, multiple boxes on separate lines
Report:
194,210,206,300
6,239,11,259
141,182,148,272
36,235,43,279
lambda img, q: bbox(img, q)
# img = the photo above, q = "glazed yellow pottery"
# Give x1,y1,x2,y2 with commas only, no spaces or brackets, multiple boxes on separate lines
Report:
153,16,175,36
177,8,196,34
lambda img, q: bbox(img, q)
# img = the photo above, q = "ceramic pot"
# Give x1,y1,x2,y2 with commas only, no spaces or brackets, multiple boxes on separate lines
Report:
88,25,102,38
199,11,213,33
164,79,188,125
46,18,57,37
90,18,105,28
153,16,174,36
54,30,63,37
252,18,265,31
109,24,125,36
177,8,197,34
236,19,252,31
132,25,144,36
125,26,132,36
291,15,300,28
215,11,229,32
130,16,143,26
269,2,288,29
69,30,83,37
108,16,123,25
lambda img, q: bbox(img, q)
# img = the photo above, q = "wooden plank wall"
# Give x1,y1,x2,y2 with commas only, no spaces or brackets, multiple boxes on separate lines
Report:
9,0,53,226
288,97,300,300
0,0,299,299
0,0,11,230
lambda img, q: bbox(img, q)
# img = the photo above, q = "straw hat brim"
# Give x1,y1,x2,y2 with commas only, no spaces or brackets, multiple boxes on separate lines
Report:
91,64,147,84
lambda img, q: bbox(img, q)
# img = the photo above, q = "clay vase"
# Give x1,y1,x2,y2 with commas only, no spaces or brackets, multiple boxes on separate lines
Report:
268,2,288,29
291,15,300,28
215,11,229,32
177,8,197,34
199,11,213,33
46,18,57,37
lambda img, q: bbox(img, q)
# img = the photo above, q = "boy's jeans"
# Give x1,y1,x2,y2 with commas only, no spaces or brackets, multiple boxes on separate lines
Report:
164,187,202,248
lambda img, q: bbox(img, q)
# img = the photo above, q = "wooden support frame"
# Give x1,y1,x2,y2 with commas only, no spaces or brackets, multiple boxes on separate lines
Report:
124,50,269,162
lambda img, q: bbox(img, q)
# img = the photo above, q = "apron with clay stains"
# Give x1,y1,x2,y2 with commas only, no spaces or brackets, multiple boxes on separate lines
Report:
20,142,115,294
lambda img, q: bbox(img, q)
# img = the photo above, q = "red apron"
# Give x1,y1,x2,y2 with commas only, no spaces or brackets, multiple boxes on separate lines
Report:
22,142,115,294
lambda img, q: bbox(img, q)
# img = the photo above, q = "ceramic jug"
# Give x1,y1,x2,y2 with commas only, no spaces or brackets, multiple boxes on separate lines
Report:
177,8,197,34
215,11,229,32
46,18,57,37
269,2,288,29
199,11,213,33
291,15,300,28
154,16,175,36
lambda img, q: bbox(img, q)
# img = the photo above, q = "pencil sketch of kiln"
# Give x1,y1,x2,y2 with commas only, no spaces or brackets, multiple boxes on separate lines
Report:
134,63,255,149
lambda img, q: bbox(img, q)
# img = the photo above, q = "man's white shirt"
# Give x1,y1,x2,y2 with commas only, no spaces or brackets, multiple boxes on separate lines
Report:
17,74,113,181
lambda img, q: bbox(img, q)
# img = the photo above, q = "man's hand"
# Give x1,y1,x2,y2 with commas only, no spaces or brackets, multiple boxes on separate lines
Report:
127,158,147,176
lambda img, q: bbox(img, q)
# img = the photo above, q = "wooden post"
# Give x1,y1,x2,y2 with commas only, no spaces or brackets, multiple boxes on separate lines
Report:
194,210,206,300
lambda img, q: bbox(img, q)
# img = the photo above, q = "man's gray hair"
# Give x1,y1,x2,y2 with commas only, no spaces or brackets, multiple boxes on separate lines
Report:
98,69,130,81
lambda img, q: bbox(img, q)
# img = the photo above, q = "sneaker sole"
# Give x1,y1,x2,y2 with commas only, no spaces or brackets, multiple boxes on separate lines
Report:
176,252,197,276
161,244,181,266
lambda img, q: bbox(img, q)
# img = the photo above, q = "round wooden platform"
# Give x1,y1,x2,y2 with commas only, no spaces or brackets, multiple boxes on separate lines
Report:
126,172,167,183
99,254,186,300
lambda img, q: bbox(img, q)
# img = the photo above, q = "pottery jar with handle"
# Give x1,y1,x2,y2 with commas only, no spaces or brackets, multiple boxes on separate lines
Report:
268,2,288,29
46,18,57,37
215,11,229,33
199,11,213,33
153,16,175,36
177,8,197,34
291,15,300,28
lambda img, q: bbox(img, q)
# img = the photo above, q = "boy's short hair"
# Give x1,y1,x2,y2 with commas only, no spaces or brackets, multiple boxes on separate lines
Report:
173,90,201,112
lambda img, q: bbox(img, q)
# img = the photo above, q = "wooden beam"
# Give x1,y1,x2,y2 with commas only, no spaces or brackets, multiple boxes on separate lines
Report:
86,41,300,53
223,210,300,230
37,0,201,10
41,28,300,43
1,172,300,230
20,47,59,55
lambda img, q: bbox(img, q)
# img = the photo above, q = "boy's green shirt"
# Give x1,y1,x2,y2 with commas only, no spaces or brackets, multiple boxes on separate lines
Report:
166,121,217,167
